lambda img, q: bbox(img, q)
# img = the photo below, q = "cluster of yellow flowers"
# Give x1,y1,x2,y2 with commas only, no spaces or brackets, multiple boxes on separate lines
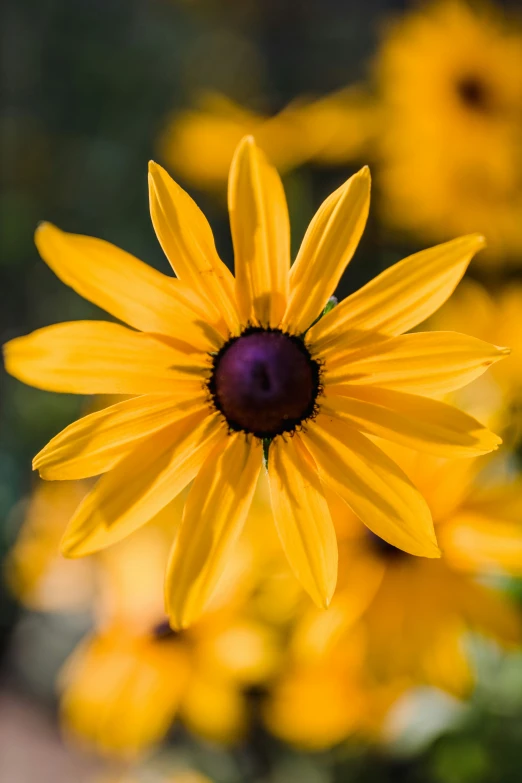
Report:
3,2,522,777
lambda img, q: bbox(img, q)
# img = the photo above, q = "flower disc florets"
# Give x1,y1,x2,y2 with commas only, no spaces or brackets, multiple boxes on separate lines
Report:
208,327,321,439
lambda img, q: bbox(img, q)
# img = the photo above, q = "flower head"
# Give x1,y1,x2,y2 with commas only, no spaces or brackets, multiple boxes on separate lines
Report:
10,477,280,758
297,445,522,699
375,0,522,260
4,136,505,628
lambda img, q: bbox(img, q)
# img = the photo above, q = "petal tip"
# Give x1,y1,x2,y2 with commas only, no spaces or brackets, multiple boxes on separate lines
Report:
233,134,257,161
484,430,503,452
148,160,165,179
35,220,51,236
167,608,189,632
469,233,487,250
59,535,78,559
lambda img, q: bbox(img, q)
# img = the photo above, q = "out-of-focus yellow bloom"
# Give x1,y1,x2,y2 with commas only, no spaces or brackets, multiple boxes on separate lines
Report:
266,444,522,749
323,447,521,694
10,479,281,759
4,137,505,628
375,0,522,261
431,280,522,440
159,89,375,191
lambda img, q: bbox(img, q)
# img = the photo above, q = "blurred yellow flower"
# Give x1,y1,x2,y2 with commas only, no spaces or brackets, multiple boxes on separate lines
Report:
4,137,505,629
299,445,522,699
159,89,375,191
10,480,280,759
264,443,522,750
431,280,522,440
375,0,522,261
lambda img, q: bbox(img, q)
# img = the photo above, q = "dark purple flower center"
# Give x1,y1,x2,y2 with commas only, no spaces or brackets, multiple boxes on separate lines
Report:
209,328,321,438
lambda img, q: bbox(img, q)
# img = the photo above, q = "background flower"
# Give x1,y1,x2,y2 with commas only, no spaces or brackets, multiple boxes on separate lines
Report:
374,0,522,262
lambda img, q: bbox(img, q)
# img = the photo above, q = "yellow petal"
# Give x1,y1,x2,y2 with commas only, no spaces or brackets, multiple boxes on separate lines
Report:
309,234,486,355
3,321,208,394
267,434,337,608
283,166,371,334
148,161,238,333
325,331,509,395
61,410,223,557
302,413,439,557
35,222,220,351
166,434,261,629
228,136,290,326
34,391,207,480
324,386,501,457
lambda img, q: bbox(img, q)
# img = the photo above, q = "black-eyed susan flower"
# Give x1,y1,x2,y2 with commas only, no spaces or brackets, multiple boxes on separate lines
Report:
59,535,280,756
375,0,522,261
3,136,506,628
297,445,522,699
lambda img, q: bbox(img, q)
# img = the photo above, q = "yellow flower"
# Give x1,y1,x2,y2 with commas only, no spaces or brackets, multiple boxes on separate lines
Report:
13,488,279,757
375,0,522,261
431,280,522,440
265,444,522,749
60,618,275,755
160,89,375,191
10,477,281,757
4,136,505,628
298,445,522,698
60,591,280,757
